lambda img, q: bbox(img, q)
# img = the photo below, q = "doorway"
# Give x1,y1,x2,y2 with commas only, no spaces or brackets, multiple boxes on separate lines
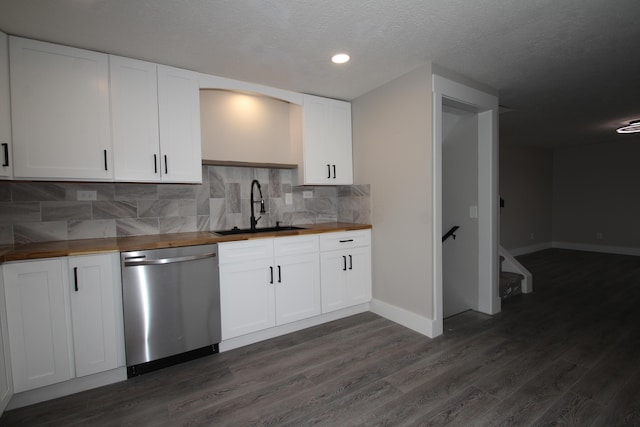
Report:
432,74,500,335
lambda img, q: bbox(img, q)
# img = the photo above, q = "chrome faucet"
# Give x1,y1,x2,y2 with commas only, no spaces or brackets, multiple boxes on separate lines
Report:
250,179,266,230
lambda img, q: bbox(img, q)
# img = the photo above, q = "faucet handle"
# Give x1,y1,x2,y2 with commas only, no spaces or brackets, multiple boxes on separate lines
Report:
260,200,266,214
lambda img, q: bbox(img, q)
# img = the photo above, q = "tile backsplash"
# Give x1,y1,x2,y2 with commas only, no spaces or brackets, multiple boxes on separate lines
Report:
0,166,370,245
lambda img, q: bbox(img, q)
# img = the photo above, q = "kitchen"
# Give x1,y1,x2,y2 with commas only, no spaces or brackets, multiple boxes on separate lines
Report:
0,31,382,414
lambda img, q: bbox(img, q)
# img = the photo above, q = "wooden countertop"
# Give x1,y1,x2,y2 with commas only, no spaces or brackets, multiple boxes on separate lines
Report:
0,223,372,262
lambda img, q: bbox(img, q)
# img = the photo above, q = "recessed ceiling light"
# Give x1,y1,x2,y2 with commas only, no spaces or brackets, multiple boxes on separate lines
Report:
616,119,640,134
331,53,350,64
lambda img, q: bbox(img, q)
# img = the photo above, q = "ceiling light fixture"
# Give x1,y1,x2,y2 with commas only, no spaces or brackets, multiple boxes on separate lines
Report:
331,53,350,64
616,119,640,134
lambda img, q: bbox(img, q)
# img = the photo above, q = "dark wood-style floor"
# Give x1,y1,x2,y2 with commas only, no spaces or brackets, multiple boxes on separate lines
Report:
2,248,640,426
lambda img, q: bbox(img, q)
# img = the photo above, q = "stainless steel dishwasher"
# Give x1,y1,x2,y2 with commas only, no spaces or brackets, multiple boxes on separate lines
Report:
121,244,220,377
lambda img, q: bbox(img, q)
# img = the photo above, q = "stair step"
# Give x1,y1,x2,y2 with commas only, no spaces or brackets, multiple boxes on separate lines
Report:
500,271,524,299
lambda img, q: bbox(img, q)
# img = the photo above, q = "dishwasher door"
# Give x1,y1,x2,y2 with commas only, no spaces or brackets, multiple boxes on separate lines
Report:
121,244,220,370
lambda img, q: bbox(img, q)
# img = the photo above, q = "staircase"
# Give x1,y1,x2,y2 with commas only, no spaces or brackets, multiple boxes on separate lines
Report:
499,254,526,299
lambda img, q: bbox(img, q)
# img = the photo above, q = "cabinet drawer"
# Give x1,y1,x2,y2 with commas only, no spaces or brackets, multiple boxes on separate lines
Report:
274,235,319,257
219,239,273,264
320,230,370,252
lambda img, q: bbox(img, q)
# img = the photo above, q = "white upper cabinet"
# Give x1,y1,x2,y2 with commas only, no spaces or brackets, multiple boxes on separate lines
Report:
9,36,112,181
0,32,12,179
110,56,160,182
157,65,202,183
111,58,201,183
301,94,353,185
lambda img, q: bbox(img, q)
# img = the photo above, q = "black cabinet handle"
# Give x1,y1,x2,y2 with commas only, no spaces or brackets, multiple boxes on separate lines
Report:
164,155,168,174
349,255,353,270
103,150,108,171
73,267,79,292
339,239,354,243
332,164,336,179
327,164,331,179
278,265,282,283
154,154,158,174
342,256,347,271
269,266,274,284
1,143,8,167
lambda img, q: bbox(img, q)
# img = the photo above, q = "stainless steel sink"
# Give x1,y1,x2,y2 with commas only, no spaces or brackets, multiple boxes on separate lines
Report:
213,225,305,235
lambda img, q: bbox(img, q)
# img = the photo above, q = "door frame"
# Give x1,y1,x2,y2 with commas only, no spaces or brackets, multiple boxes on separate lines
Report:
432,74,500,336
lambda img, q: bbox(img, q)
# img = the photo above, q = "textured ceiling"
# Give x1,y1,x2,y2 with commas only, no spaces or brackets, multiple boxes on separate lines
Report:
0,0,639,148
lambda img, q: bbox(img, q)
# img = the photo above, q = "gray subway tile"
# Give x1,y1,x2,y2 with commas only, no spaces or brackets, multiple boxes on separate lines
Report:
14,221,68,244
159,216,197,234
0,202,40,223
226,183,241,213
11,182,66,201
0,182,11,202
158,184,195,200
138,200,179,218
68,220,117,240
42,201,92,221
93,201,137,219
116,218,159,237
115,183,158,201
0,225,13,244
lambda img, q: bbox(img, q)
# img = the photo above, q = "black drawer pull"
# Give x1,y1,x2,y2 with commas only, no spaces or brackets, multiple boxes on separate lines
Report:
269,266,274,284
73,267,79,292
349,255,353,270
278,265,282,283
154,154,158,174
332,164,336,179
342,256,347,271
1,143,8,167
339,239,354,243
327,164,331,179
164,155,168,174
103,150,108,171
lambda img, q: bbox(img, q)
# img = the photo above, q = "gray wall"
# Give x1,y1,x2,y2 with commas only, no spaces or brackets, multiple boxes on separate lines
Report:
352,64,433,319
553,140,640,249
0,165,370,245
499,143,553,250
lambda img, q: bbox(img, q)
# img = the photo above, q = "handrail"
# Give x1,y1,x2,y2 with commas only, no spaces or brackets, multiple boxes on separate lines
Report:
442,225,460,242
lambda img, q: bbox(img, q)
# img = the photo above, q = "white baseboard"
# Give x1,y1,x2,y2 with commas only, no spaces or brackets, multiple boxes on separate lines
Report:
552,241,640,257
7,367,127,410
219,304,370,352
370,299,441,338
508,242,553,256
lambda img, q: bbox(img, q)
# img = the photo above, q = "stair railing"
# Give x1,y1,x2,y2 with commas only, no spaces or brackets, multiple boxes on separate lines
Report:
442,225,460,242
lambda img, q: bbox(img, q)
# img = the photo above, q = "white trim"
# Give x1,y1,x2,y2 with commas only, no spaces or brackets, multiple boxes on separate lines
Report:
552,241,640,257
432,73,500,328
219,304,370,352
198,73,304,105
370,299,441,338
509,242,553,256
7,367,127,410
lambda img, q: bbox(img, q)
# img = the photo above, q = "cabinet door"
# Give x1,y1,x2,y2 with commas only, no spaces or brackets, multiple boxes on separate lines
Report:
0,32,11,179
274,252,321,325
345,246,372,306
302,94,353,185
219,258,275,339
110,56,161,182
320,250,350,313
68,254,119,378
157,65,202,183
10,37,112,180
3,259,73,393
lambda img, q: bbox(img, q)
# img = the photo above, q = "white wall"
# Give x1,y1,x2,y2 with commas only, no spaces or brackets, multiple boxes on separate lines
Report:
442,107,479,317
352,64,434,321
553,140,640,251
499,143,553,251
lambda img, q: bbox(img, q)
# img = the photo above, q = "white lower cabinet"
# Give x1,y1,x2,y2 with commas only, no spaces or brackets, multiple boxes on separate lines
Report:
2,254,123,393
219,235,320,340
0,266,14,414
320,230,372,313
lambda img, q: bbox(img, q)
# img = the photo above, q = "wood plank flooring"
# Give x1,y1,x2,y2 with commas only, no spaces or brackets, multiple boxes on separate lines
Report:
2,248,640,426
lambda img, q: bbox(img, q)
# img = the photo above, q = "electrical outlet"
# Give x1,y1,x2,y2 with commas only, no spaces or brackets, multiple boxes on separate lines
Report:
77,190,97,201
285,193,293,205
469,205,478,218
303,190,313,199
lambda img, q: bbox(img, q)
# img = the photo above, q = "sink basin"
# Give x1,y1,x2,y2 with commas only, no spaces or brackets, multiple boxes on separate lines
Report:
214,226,305,235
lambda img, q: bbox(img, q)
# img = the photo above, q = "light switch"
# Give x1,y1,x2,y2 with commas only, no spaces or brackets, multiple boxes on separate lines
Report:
469,205,478,218
77,190,97,201
303,190,313,199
